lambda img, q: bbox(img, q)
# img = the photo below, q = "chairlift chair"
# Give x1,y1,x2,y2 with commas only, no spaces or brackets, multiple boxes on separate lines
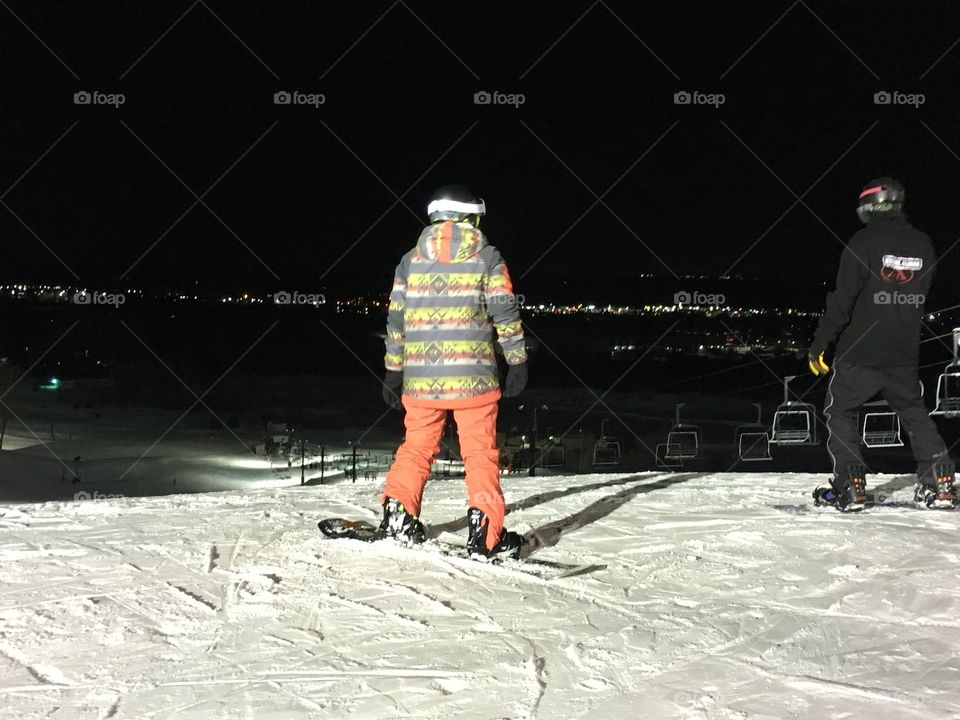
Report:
538,438,566,469
736,403,772,461
931,328,960,418
739,432,773,461
769,376,819,445
592,418,622,469
592,437,622,468
664,403,702,460
861,401,902,448
860,381,924,448
655,442,684,469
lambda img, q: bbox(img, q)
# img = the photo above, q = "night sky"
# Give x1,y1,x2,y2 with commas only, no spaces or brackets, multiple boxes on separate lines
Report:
4,1,960,294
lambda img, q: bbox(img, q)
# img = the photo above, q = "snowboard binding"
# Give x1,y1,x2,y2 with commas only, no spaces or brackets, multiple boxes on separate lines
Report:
375,497,426,545
466,508,523,562
914,462,957,509
813,464,867,511
813,485,843,509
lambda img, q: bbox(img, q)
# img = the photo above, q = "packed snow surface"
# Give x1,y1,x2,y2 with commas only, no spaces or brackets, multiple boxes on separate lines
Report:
1,471,959,719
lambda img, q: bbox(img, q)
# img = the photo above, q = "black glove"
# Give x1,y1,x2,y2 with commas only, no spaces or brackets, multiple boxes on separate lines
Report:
807,345,830,377
382,370,403,410
502,363,528,398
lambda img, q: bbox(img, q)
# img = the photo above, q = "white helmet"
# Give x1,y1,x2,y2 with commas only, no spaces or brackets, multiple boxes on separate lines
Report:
427,184,486,224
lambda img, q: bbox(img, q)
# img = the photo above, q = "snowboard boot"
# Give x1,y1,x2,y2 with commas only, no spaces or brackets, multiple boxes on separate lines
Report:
813,464,867,510
466,507,523,561
915,459,957,508
375,497,426,545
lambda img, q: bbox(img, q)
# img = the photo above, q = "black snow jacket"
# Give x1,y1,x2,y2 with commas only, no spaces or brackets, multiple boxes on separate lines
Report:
812,214,936,368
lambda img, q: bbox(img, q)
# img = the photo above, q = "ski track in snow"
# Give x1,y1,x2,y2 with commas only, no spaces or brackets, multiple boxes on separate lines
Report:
0,472,959,719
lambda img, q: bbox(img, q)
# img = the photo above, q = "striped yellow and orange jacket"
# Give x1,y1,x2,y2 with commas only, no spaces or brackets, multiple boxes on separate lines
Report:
385,220,526,408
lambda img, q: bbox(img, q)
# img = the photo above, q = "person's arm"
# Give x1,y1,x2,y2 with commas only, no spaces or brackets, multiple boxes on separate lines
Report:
384,256,410,372
812,233,870,351
483,249,526,366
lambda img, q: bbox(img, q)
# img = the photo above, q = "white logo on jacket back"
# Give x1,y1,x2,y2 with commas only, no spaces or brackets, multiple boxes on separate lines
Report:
882,255,923,271
881,254,922,284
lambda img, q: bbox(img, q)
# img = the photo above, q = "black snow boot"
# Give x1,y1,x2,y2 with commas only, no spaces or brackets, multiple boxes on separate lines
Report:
915,458,957,508
466,507,523,561
375,497,426,545
814,464,867,509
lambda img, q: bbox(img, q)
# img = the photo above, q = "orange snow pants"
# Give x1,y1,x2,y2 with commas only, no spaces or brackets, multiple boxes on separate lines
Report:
382,398,504,551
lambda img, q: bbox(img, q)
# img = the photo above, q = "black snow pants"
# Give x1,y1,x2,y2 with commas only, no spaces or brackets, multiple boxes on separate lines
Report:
824,362,951,483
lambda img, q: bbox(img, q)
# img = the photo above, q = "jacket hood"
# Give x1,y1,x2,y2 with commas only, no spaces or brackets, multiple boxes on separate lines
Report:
416,221,486,262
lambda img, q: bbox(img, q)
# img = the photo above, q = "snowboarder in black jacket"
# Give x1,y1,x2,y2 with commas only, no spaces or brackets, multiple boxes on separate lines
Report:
809,178,956,508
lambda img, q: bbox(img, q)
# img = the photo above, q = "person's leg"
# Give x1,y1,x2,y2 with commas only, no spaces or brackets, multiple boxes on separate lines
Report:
824,363,882,485
382,402,447,518
880,365,953,482
453,401,504,551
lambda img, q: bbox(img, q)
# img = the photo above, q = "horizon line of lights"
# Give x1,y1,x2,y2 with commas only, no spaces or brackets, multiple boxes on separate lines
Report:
8,284,954,322
0,285,821,317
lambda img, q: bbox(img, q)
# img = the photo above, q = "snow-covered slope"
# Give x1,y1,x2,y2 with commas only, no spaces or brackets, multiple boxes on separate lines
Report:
1,472,959,719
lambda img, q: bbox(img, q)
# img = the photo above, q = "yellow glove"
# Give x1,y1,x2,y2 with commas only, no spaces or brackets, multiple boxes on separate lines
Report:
808,350,830,377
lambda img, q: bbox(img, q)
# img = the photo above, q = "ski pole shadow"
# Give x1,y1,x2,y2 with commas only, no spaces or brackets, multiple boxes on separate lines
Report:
426,471,675,540
518,472,707,558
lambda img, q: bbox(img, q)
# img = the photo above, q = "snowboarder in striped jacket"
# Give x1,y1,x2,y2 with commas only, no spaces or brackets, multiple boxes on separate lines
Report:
378,185,528,558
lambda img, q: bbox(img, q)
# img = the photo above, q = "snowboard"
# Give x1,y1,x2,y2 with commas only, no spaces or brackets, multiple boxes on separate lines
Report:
774,491,957,515
317,517,606,580
318,518,381,542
